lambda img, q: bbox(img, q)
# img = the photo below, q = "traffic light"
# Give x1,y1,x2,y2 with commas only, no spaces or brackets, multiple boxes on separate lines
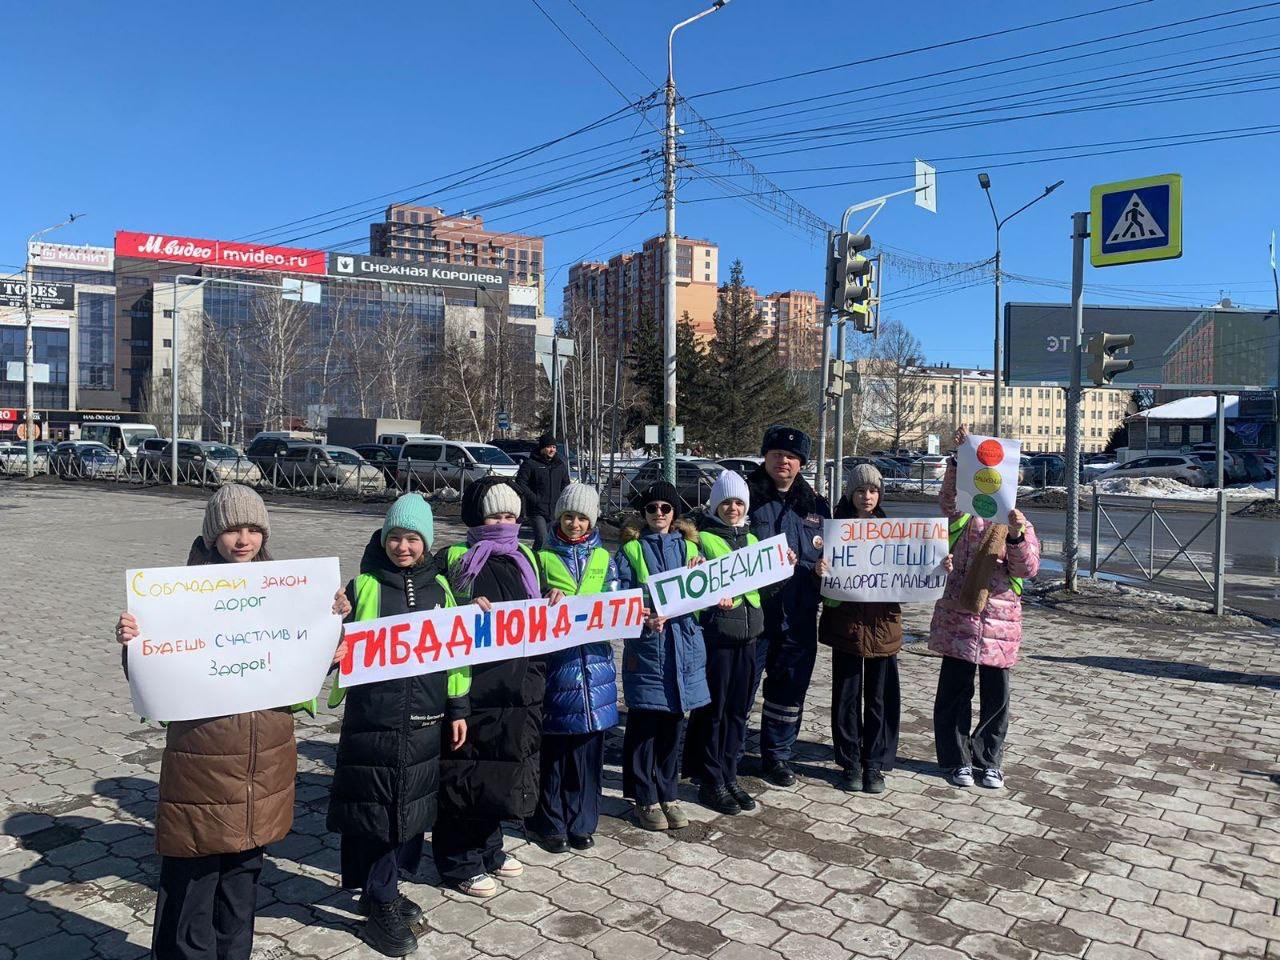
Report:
834,232,873,322
827,359,852,398
1086,332,1135,385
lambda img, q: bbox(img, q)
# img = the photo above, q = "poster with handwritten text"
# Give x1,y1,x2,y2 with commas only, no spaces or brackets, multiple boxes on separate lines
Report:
125,557,342,721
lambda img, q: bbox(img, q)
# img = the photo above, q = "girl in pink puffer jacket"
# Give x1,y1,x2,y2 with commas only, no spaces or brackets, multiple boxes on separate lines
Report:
930,428,1040,791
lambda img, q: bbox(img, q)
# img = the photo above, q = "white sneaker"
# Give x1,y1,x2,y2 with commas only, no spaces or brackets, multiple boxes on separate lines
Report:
980,768,1005,789
456,874,498,897
947,766,975,788
491,857,524,879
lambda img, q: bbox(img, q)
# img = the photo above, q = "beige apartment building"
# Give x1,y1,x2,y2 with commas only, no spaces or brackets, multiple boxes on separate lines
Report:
856,362,1132,453
753,289,821,371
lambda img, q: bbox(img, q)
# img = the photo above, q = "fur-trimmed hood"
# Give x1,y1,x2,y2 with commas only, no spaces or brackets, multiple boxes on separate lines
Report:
619,517,699,544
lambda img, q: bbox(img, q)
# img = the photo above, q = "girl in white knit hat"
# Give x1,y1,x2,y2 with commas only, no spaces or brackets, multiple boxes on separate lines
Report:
528,482,620,854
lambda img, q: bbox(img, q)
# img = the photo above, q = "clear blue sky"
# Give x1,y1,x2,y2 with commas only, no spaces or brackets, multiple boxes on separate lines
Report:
4,0,1278,369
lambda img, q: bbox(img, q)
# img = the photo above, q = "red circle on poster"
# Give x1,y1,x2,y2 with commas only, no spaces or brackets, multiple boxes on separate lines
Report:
976,439,1004,466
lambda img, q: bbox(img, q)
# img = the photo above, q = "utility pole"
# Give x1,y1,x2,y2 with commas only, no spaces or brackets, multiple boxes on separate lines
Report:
23,214,83,476
815,231,836,498
1271,231,1279,502
663,1,731,484
979,174,1064,436
1064,210,1088,591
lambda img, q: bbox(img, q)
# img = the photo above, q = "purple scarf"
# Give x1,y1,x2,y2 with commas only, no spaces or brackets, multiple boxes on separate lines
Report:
455,523,541,599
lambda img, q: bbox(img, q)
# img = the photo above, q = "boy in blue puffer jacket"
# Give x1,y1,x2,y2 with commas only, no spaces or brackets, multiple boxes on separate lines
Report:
530,483,620,854
616,482,710,832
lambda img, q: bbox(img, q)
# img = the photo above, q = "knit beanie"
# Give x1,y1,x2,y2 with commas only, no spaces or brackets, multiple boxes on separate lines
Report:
536,432,556,449
382,493,435,547
480,482,524,520
761,425,812,464
640,481,682,519
848,463,884,492
555,482,600,526
708,470,750,517
201,484,270,548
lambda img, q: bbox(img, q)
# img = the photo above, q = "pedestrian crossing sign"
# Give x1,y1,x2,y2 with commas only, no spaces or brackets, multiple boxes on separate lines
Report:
1090,173,1182,267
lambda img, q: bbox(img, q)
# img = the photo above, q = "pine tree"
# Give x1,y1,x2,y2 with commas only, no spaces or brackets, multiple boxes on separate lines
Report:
703,260,806,455
623,310,712,449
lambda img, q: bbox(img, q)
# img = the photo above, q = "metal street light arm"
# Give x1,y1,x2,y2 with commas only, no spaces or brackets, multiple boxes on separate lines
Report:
668,1,730,81
999,180,1065,231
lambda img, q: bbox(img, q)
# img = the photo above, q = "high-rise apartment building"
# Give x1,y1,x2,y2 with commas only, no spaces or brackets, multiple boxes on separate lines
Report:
371,204,546,312
563,235,719,342
754,289,821,371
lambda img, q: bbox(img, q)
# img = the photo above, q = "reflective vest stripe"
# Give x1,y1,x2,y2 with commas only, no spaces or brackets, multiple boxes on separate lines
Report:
328,571,468,709
538,547,610,596
697,531,761,608
620,537,698,584
947,514,1023,596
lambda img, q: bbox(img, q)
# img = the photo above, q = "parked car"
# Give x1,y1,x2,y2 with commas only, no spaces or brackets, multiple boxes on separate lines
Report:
276,444,386,493
1260,454,1277,479
49,441,126,479
1189,451,1247,485
396,440,518,493
1022,454,1066,486
135,436,172,480
625,457,725,511
909,455,948,481
245,436,318,483
1237,452,1270,483
0,443,50,474
1095,455,1208,487
718,456,763,478
353,443,403,484
153,440,264,486
79,421,159,465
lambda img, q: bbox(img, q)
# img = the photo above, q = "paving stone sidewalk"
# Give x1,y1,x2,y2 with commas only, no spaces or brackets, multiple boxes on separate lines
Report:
2,484,1277,960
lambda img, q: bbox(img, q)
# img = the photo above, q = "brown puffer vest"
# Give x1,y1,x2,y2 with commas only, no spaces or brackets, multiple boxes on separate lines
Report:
151,539,298,858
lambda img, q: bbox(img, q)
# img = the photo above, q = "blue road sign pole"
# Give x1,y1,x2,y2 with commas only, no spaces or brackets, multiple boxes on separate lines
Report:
1065,210,1088,593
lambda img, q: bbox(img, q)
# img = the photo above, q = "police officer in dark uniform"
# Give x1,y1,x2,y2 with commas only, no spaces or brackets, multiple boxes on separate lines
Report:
746,426,831,786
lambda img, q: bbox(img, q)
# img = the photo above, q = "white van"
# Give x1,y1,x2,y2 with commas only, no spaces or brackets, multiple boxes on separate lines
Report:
377,431,445,447
79,422,159,463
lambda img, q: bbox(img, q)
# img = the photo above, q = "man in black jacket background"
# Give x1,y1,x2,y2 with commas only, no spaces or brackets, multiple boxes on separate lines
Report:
514,433,569,549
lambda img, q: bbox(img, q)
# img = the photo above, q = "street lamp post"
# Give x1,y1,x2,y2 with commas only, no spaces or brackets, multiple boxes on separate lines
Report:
978,175,1063,436
23,214,84,477
663,0,731,483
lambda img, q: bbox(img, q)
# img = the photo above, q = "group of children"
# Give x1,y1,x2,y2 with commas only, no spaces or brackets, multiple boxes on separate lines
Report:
115,420,1040,959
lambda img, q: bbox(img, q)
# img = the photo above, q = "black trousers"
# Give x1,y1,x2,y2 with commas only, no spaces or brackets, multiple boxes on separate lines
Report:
756,619,819,766
622,709,684,806
341,834,425,903
933,655,1011,771
686,643,756,789
530,516,551,550
530,731,604,838
830,651,900,774
152,848,263,960
431,808,506,887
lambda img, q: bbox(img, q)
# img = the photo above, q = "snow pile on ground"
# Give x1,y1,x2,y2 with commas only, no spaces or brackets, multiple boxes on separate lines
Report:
1094,477,1274,500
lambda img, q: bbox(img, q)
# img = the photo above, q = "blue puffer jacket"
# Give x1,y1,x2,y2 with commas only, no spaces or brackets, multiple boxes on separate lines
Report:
747,468,831,636
538,529,621,736
615,520,711,715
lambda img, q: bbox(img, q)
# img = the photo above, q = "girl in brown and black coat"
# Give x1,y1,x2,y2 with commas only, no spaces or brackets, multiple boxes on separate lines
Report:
114,485,349,960
814,464,903,795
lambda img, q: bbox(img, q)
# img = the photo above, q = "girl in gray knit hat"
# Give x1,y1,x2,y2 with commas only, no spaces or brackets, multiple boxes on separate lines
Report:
814,464,904,795
113,484,350,960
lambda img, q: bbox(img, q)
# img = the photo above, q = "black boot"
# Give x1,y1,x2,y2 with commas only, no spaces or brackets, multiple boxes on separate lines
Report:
726,781,757,811
698,782,742,815
358,893,422,924
837,768,859,792
763,761,797,787
533,833,570,854
863,767,887,794
364,899,419,957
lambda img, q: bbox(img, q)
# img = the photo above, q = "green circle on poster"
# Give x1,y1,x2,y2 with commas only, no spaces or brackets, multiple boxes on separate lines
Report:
973,493,998,518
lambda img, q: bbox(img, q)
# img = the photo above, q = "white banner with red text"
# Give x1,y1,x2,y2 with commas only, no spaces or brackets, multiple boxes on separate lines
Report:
338,590,647,688
125,558,343,722
646,534,794,618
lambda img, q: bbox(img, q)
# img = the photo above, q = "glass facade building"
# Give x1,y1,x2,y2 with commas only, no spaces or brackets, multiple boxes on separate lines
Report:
0,326,70,409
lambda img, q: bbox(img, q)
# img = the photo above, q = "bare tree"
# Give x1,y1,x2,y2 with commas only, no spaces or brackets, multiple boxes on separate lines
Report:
246,290,311,430
373,299,425,419
862,319,933,451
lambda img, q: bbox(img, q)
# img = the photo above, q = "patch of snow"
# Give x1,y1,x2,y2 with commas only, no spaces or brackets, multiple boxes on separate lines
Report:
1092,476,1272,500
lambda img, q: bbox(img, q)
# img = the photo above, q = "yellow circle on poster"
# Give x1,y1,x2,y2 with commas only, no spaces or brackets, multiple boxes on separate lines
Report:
973,467,1003,494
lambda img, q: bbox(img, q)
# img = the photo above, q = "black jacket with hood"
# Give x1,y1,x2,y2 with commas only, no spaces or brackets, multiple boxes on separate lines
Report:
515,449,570,520
327,531,466,845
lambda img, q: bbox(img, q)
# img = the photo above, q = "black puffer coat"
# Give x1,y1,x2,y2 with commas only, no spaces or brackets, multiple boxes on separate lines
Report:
515,450,569,520
436,512,546,820
327,532,466,844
